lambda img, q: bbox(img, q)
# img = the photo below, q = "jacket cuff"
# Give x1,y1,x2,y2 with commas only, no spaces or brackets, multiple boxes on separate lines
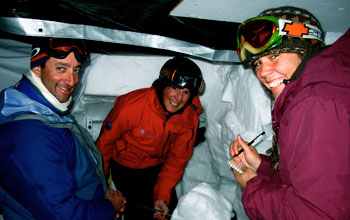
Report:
153,191,170,205
257,154,274,177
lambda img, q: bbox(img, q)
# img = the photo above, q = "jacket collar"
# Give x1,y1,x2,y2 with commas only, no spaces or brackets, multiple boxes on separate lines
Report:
0,76,73,123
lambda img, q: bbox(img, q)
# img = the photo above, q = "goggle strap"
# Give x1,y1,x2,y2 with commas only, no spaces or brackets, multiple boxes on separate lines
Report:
49,38,87,56
278,19,323,42
198,80,205,96
31,52,48,62
53,45,84,55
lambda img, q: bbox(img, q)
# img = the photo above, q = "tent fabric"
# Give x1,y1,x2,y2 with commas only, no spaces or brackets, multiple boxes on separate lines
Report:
0,0,240,62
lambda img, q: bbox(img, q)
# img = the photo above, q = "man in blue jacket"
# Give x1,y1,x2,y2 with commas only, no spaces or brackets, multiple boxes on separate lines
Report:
0,37,125,219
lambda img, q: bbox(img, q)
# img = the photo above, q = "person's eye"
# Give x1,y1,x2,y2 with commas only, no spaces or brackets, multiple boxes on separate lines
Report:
184,91,191,96
253,61,261,68
56,67,66,72
73,68,81,75
170,85,178,90
271,53,279,59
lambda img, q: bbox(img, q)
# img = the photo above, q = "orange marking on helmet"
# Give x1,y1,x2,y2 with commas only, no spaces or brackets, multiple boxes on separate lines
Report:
283,22,309,37
171,70,177,81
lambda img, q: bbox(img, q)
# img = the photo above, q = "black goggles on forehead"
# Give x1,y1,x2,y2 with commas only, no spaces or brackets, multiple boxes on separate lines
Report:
170,71,205,96
236,16,323,62
45,38,88,63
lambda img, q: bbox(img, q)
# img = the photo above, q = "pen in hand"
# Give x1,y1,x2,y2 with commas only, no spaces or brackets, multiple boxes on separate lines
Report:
130,203,172,217
232,131,265,158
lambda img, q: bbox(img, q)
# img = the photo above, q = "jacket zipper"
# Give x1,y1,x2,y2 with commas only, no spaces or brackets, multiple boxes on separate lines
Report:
187,128,195,150
162,122,171,157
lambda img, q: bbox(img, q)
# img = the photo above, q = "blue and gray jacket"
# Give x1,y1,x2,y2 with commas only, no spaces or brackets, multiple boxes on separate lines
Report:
0,76,115,220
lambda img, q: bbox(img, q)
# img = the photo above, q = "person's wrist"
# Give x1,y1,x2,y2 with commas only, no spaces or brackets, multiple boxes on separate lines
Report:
252,158,262,171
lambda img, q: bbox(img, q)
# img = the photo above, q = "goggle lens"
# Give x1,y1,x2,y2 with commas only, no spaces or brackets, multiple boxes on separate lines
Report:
241,20,276,48
169,71,205,96
237,16,323,62
237,16,281,62
48,38,88,63
173,74,197,89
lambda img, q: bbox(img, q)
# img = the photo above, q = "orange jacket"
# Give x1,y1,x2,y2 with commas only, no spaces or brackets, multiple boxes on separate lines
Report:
96,86,203,204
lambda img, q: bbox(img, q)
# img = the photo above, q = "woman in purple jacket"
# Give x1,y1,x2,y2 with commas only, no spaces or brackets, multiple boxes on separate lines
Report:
230,6,350,219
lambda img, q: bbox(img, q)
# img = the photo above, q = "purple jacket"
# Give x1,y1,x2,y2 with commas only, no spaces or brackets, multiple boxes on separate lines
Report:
242,29,350,219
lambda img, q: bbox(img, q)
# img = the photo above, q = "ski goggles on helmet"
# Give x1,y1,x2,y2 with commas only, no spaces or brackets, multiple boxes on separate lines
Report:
45,38,88,63
168,70,205,96
237,16,323,62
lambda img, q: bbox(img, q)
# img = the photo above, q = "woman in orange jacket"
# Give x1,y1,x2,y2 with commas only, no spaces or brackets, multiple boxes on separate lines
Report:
96,56,205,220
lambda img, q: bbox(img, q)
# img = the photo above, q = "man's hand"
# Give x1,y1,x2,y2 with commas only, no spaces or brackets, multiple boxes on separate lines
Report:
107,189,126,218
153,200,169,220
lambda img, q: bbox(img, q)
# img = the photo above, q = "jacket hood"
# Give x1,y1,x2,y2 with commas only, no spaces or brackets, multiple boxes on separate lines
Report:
273,29,350,132
294,29,350,90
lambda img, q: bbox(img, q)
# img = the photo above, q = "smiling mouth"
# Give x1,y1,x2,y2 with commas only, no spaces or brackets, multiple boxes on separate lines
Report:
169,100,179,106
59,86,68,91
269,79,284,88
58,86,73,94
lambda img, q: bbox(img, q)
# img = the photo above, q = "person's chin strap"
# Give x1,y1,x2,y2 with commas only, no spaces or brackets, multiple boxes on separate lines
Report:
283,79,291,85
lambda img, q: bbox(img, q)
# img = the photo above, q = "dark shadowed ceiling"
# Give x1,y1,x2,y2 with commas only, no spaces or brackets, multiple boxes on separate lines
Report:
0,0,239,62
1,0,349,62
